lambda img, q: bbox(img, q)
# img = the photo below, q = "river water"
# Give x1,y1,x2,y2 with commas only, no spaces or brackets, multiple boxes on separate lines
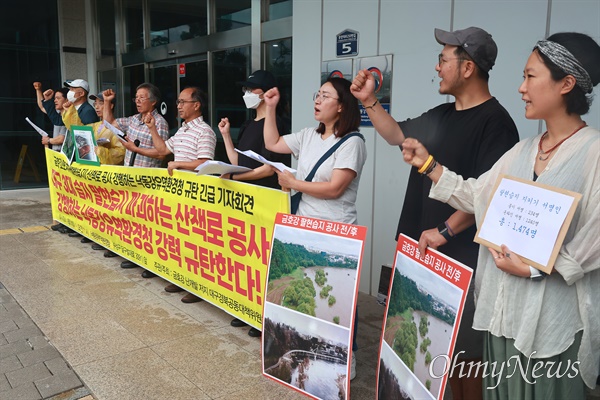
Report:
303,266,357,328
290,358,347,400
412,310,453,398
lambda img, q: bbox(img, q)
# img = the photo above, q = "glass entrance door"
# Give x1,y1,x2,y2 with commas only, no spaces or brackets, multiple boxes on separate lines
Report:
149,59,208,135
149,64,178,135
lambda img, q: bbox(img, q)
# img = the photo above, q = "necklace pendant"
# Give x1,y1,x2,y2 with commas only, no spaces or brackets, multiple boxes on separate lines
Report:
538,154,550,161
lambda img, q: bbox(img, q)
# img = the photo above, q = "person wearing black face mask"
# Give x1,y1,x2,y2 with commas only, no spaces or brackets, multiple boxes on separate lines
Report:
218,70,291,337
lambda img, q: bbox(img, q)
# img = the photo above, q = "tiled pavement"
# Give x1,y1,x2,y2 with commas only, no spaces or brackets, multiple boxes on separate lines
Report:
0,282,93,400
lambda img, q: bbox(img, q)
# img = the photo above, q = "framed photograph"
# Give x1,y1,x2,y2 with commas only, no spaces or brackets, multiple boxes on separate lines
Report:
71,125,100,166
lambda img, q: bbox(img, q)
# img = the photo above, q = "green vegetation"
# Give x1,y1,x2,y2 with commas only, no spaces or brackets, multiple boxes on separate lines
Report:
268,238,358,280
420,338,431,354
419,316,429,338
393,320,418,371
425,351,432,365
328,295,336,306
387,272,456,325
282,277,317,316
426,380,431,390
315,269,327,286
333,316,340,324
320,285,333,298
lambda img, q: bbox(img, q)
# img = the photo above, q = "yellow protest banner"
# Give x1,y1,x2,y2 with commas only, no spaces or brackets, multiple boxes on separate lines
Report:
45,148,289,329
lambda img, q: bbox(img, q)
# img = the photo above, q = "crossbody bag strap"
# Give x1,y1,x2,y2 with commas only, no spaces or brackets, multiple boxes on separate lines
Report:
304,132,364,182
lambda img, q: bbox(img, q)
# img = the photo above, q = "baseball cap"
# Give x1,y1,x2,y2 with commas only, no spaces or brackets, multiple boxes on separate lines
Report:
237,70,277,91
89,93,104,101
434,27,498,72
64,79,90,93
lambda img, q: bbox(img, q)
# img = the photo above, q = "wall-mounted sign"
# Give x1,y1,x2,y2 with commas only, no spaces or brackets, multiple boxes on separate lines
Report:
337,29,359,57
321,59,354,84
178,63,186,77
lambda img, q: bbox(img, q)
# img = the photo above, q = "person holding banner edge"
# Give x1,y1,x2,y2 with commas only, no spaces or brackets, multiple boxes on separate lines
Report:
33,82,70,233
263,76,366,380
102,84,170,277
401,32,600,398
106,86,217,301
219,69,291,337
351,26,519,399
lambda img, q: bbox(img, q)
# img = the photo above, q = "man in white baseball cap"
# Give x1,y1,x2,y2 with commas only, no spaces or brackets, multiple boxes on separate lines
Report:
64,79,98,124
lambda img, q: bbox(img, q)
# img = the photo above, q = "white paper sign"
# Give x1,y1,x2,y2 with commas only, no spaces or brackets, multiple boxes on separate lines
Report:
102,120,127,140
25,117,48,137
235,149,296,174
194,160,252,175
477,177,576,267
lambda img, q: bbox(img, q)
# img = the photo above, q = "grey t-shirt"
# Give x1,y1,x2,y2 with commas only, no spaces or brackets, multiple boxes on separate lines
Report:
52,119,67,152
283,127,367,224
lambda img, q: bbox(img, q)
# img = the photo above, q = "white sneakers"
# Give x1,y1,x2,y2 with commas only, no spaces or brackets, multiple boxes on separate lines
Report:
350,355,357,380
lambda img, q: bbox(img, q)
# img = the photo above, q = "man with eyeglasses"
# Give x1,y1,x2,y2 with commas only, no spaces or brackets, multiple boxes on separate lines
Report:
114,86,216,176
105,86,216,289
351,27,519,397
102,83,170,276
103,83,170,169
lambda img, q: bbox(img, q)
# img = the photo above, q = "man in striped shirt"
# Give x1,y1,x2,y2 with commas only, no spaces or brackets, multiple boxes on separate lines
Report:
120,86,216,175
103,83,170,168
116,86,217,294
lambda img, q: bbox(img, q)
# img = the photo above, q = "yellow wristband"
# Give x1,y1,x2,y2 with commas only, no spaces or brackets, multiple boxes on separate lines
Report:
417,155,434,174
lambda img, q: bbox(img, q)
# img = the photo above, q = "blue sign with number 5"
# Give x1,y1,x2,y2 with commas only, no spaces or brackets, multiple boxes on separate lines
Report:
337,29,358,57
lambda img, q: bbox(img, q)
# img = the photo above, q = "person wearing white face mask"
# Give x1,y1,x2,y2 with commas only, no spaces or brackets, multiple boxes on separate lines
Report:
219,70,291,337
219,70,291,189
63,79,99,125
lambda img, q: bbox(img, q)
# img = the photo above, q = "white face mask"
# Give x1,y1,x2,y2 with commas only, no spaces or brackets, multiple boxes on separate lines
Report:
67,90,77,103
243,91,262,109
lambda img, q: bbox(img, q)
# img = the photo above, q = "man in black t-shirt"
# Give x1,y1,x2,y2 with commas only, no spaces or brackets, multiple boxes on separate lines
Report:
219,70,291,338
351,27,519,399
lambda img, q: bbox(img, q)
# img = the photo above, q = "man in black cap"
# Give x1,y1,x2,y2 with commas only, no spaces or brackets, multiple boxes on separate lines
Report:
217,69,291,337
351,27,519,395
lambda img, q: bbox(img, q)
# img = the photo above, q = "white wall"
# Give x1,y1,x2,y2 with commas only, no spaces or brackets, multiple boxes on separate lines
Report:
293,0,600,295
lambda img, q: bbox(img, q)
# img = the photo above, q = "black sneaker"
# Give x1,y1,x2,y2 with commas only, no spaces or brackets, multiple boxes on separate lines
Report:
248,327,261,338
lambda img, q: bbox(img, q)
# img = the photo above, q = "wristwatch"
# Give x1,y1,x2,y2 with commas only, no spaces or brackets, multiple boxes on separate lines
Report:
529,265,547,281
437,223,452,241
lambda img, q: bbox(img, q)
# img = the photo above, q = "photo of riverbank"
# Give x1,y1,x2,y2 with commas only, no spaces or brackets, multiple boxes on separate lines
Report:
378,342,434,400
265,225,362,328
262,302,350,400
379,252,463,399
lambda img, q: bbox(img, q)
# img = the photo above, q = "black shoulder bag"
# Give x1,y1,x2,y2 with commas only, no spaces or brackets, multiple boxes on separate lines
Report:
290,132,364,214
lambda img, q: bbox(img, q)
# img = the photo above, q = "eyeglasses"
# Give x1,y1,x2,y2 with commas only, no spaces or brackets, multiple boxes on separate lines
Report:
313,92,339,102
132,97,150,103
438,54,465,67
175,99,199,106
